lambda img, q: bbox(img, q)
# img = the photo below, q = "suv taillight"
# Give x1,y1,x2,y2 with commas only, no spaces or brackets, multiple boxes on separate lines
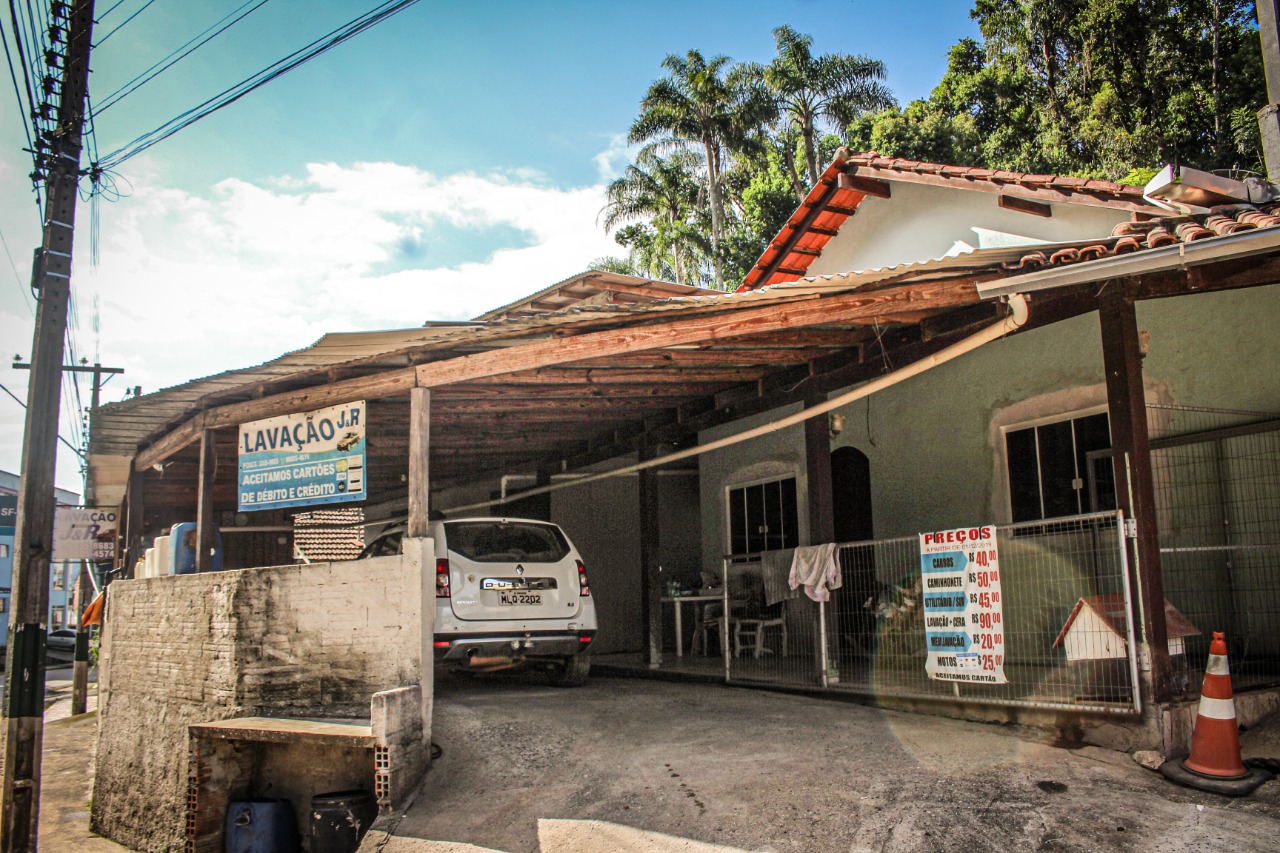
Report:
577,559,590,597
436,558,451,598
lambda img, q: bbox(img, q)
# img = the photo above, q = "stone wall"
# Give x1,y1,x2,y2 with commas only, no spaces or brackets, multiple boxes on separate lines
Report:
91,541,432,851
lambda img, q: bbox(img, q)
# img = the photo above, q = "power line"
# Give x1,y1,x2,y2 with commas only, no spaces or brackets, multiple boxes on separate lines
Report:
96,0,273,114
0,379,86,459
6,3,37,132
0,222,35,316
94,0,161,46
97,0,130,19
96,0,422,171
0,13,35,180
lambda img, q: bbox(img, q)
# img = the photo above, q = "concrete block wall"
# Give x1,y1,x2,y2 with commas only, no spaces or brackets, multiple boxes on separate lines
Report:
92,545,432,852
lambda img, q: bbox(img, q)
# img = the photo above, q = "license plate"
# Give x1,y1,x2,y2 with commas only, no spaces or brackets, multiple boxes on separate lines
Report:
498,592,541,606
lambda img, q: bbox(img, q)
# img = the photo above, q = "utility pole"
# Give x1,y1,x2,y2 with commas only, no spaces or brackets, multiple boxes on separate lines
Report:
1,0,96,849
15,360,124,717
1257,2,1280,181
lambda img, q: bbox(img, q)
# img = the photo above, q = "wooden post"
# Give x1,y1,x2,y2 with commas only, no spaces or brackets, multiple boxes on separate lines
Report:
639,443,662,668
1256,1,1280,181
123,467,145,580
196,430,217,573
1099,287,1172,704
804,397,835,545
70,564,92,716
407,388,431,538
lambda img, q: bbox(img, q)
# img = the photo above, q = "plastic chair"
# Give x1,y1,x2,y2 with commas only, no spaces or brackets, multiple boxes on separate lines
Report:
690,602,726,655
734,602,788,659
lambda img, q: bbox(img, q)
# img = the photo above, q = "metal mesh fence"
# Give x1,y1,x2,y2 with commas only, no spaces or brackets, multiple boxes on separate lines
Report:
1147,404,1280,693
724,511,1137,713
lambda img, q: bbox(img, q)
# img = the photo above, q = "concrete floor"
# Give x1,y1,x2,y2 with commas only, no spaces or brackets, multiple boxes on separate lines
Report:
367,673,1280,853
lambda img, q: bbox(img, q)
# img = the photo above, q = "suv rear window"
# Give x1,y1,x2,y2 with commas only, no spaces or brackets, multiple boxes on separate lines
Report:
444,521,570,563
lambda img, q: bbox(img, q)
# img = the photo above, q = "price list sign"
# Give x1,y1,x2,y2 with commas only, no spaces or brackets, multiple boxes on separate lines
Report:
919,525,1006,685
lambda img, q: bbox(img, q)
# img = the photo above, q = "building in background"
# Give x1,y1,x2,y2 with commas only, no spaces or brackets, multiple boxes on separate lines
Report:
0,469,82,640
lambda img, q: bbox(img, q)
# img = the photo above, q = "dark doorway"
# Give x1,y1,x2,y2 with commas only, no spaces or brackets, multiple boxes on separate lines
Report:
831,447,873,542
831,447,876,662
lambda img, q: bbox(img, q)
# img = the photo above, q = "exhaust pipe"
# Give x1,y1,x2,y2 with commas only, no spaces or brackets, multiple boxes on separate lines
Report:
466,650,525,671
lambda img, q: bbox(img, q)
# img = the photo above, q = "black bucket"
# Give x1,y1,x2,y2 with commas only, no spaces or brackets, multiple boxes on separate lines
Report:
225,798,299,853
309,789,378,853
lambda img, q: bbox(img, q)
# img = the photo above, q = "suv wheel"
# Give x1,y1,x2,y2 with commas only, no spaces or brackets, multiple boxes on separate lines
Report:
548,653,590,687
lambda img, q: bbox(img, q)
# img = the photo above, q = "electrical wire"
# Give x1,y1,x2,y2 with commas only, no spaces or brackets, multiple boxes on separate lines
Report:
0,379,86,458
97,0,422,170
6,3,37,133
94,0,161,46
97,0,131,19
0,13,35,178
0,223,35,316
96,0,273,114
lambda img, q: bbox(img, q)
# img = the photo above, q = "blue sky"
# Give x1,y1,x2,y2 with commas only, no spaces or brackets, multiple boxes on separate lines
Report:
0,0,980,491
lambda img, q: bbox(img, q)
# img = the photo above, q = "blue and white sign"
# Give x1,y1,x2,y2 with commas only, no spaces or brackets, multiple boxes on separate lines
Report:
919,525,1006,685
238,401,366,512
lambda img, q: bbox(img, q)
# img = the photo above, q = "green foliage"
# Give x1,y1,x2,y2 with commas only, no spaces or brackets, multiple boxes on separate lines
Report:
1116,166,1161,187
847,101,981,164
600,7,1267,291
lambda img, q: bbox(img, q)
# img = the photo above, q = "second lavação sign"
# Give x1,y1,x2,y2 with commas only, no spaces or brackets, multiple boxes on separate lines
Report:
238,401,366,512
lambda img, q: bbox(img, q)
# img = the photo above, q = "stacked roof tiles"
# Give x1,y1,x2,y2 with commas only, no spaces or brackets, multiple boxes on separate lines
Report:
292,507,365,562
1002,204,1280,273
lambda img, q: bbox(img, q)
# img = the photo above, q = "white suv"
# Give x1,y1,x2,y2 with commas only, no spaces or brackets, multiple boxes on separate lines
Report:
360,517,597,686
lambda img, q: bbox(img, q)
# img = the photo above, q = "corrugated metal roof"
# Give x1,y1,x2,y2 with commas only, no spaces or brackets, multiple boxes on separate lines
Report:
86,250,1049,462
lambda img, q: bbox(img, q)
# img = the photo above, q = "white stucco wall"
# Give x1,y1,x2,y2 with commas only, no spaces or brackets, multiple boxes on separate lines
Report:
696,283,1279,659
697,402,808,572
804,182,1132,276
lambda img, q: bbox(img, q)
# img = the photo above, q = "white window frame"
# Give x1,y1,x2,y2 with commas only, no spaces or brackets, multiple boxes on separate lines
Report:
999,404,1112,522
723,472,800,557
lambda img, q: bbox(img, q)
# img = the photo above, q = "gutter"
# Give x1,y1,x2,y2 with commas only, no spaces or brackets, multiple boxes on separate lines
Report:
443,295,1029,515
977,226,1280,299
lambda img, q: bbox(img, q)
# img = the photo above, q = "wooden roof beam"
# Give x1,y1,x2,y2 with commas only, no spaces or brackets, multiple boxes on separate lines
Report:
750,177,849,286
998,194,1052,218
838,171,891,198
415,278,984,389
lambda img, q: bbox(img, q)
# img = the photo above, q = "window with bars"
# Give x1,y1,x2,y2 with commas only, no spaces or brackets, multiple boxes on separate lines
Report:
1006,412,1116,522
728,476,799,555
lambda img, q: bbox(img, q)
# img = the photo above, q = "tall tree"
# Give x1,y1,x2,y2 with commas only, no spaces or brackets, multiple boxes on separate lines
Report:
630,50,776,289
758,24,893,193
601,149,707,285
852,2,1264,178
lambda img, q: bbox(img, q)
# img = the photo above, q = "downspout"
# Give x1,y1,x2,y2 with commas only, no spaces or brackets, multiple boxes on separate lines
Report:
443,295,1029,515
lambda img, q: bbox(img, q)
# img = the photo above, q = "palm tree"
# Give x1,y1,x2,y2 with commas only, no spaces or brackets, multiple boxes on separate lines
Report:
601,149,705,285
761,25,893,191
630,50,776,289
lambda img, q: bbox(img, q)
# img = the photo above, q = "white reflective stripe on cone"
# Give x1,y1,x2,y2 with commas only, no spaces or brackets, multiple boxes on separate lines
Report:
1206,654,1230,676
1197,695,1237,721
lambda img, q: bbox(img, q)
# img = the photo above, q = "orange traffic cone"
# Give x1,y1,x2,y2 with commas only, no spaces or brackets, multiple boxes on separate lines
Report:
1160,632,1273,796
1183,632,1246,778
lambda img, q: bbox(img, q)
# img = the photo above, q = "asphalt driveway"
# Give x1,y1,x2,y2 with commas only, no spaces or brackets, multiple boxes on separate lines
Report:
368,673,1280,852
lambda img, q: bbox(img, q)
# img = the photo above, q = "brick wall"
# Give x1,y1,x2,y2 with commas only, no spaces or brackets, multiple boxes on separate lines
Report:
91,542,432,851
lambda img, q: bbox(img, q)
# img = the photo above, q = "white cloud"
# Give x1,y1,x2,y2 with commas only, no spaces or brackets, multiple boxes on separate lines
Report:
1,156,621,482
78,159,617,394
593,133,638,182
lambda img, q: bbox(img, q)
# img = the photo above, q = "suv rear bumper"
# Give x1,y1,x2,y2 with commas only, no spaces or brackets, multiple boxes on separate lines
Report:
435,630,595,664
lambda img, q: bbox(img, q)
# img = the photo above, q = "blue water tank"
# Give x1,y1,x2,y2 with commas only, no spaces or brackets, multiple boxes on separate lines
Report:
169,522,223,574
225,798,298,853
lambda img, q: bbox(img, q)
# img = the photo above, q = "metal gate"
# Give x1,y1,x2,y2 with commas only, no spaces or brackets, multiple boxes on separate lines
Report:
721,511,1139,714
1146,405,1280,693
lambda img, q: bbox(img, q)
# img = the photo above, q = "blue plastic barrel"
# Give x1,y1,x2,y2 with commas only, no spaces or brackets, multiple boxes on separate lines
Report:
170,521,224,574
225,798,299,853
